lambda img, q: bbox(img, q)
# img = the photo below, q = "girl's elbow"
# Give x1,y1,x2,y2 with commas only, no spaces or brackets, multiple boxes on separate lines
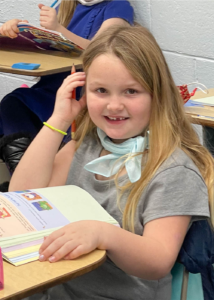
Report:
147,262,175,280
135,262,174,280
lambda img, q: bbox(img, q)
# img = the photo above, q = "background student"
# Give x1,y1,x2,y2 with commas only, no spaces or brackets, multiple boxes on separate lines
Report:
0,0,134,189
10,25,213,300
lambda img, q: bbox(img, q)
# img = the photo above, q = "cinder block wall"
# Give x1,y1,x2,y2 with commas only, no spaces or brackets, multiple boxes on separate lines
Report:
0,0,213,99
131,0,214,88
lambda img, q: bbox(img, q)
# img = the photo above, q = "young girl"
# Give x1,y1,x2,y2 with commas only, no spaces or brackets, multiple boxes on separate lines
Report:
0,0,133,181
10,25,213,300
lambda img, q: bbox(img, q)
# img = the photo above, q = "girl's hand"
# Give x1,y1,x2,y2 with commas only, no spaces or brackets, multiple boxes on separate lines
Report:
53,72,86,125
0,19,28,38
38,3,60,31
39,221,104,262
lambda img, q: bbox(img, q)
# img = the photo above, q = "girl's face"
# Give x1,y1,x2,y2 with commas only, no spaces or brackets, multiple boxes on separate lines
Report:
86,54,152,143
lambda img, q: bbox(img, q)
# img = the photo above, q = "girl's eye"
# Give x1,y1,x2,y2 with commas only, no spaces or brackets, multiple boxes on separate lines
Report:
126,89,137,95
96,88,106,93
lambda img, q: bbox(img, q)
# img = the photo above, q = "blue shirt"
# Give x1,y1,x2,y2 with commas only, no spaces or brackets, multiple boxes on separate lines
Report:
68,1,134,39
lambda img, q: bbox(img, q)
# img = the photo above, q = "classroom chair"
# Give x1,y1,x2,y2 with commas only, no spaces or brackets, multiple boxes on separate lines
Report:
171,262,204,300
0,84,29,192
0,159,10,183
171,220,214,300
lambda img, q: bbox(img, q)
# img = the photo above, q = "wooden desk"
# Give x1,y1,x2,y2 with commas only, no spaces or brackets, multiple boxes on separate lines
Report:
0,49,82,76
185,88,214,127
0,249,106,300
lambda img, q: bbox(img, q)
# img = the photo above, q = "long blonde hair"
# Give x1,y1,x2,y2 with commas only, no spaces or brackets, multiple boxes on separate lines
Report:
57,0,78,28
75,25,214,231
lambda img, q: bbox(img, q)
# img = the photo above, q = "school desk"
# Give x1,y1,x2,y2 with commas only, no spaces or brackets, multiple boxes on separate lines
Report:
0,49,82,77
0,249,106,300
185,88,214,127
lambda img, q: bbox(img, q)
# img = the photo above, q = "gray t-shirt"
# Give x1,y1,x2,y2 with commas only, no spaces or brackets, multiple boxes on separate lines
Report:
26,135,210,300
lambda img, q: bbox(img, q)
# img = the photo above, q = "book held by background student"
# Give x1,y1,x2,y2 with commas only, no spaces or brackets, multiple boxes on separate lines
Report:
0,23,83,56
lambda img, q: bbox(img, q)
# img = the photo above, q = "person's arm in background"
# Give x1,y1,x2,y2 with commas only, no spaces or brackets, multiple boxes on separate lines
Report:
38,4,130,49
0,3,132,47
56,18,130,49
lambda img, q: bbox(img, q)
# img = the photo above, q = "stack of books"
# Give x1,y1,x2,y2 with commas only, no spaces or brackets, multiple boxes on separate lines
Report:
0,185,119,266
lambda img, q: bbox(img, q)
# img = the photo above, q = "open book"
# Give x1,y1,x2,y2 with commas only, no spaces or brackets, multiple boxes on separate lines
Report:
0,23,83,56
0,185,119,266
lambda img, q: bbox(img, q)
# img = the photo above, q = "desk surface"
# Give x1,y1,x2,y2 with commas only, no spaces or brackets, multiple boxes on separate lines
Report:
0,49,82,76
185,88,214,127
0,249,106,300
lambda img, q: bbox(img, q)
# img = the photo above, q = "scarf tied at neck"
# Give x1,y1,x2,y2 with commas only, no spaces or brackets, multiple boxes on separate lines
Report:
84,128,147,182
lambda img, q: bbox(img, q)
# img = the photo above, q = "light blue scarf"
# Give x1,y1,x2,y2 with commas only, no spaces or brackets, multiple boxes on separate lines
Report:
84,128,147,182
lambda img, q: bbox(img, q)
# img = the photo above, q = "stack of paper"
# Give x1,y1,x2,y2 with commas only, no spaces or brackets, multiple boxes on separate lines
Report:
190,95,214,107
0,186,119,266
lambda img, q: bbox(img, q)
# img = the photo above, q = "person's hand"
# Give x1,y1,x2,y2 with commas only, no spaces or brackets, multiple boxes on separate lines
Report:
0,19,28,38
53,72,86,125
39,220,105,262
38,3,60,31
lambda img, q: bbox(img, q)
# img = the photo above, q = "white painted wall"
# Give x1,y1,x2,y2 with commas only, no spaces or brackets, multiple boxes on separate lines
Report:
0,0,213,101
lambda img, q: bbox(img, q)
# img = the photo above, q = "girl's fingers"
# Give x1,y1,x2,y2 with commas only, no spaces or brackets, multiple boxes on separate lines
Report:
2,24,17,38
38,3,44,9
65,245,88,260
59,80,86,97
19,20,29,24
40,238,76,262
40,12,51,17
64,72,86,83
39,230,63,253
58,85,85,102
47,241,78,262
40,19,49,24
38,4,50,11
6,28,17,38
12,24,19,33
62,73,86,88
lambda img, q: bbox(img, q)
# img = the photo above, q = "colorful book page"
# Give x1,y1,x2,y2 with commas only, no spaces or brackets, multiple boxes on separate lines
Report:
0,23,83,56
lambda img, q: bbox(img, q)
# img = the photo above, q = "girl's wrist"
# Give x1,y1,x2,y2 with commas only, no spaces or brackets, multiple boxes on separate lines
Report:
47,115,72,133
98,222,118,251
55,23,64,33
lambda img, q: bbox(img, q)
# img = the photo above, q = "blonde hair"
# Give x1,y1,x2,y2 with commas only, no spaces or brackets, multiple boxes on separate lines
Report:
75,25,214,231
57,0,78,28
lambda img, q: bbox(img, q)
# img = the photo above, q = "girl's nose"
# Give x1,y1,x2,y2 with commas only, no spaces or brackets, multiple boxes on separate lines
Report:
107,97,124,112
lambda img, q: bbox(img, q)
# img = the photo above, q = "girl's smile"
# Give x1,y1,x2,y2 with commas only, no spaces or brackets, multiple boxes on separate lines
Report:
86,54,152,143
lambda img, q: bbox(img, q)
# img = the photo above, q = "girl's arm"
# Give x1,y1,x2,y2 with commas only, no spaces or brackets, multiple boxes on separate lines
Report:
48,140,76,187
100,215,191,279
9,72,86,191
38,4,130,49
39,215,190,280
55,18,130,49
9,115,72,191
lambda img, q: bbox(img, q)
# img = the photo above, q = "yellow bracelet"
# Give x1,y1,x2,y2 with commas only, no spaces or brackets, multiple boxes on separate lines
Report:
43,122,67,136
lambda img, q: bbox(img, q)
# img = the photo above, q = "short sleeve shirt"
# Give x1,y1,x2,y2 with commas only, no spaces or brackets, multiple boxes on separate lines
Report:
61,136,210,300
67,0,134,39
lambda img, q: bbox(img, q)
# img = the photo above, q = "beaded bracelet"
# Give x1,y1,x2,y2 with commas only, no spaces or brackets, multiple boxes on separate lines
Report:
43,122,67,136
